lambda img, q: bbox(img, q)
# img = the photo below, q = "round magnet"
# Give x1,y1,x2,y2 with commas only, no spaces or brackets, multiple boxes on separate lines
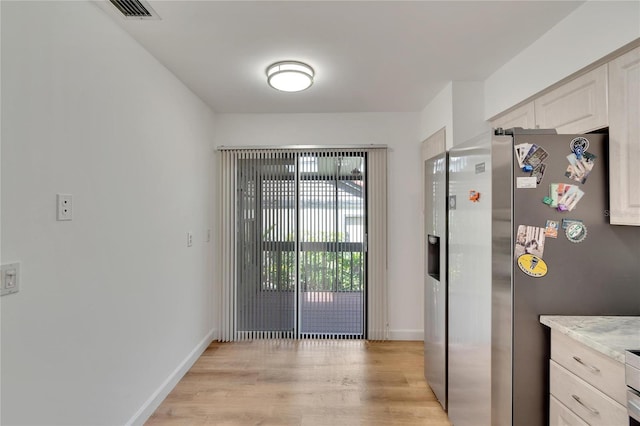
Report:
565,222,587,243
570,137,589,154
517,254,548,278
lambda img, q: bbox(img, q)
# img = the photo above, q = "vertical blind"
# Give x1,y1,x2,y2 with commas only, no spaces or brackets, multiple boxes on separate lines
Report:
366,148,389,340
217,147,388,341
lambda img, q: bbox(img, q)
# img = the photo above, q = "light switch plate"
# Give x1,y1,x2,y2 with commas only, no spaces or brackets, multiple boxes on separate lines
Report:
1,262,20,296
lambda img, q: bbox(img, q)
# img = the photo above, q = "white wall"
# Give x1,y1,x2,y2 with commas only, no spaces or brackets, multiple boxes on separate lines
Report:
1,2,216,425
452,82,489,146
215,113,424,339
418,81,488,149
485,1,640,118
417,81,488,347
419,83,453,149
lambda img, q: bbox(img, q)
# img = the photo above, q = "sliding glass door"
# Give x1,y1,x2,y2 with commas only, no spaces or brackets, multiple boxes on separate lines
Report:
298,152,365,338
236,150,366,339
237,152,297,339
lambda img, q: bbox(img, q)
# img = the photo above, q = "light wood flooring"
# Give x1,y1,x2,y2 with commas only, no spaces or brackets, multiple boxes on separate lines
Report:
147,340,451,426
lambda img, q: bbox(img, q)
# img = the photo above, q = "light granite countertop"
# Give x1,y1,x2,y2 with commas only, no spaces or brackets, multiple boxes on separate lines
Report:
540,316,640,363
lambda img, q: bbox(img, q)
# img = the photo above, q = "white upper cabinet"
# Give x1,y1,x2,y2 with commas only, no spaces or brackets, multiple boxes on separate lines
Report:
534,64,609,134
608,46,640,226
490,102,535,130
489,43,639,225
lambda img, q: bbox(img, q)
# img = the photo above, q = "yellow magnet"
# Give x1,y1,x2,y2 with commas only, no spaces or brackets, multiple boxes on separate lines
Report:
517,254,548,278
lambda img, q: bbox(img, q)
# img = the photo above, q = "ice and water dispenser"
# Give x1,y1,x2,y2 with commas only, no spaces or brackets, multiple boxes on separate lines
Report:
427,234,440,281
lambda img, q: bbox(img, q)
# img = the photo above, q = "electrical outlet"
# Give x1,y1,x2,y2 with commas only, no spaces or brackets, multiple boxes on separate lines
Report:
57,194,73,221
1,262,20,296
187,232,193,247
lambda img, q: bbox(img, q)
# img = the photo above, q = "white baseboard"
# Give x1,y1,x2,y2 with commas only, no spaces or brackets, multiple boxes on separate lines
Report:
125,328,216,426
388,329,424,341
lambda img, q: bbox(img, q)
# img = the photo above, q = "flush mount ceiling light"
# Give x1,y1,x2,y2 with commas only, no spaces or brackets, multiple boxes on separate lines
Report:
266,61,315,92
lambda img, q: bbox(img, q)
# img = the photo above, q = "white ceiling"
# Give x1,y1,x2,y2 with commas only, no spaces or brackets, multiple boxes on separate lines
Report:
98,1,585,114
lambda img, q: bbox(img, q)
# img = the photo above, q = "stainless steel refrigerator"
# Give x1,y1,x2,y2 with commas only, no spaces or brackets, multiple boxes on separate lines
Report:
424,151,448,410
447,128,640,426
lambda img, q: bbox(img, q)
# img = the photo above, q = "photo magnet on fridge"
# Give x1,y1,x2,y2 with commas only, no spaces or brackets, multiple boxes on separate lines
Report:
514,143,532,169
565,151,596,184
524,146,549,168
548,183,584,211
515,225,546,258
557,185,584,211
544,220,559,238
531,163,546,185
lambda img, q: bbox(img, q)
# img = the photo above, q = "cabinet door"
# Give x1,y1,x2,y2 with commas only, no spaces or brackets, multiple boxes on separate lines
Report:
535,64,608,133
491,102,535,130
608,46,640,226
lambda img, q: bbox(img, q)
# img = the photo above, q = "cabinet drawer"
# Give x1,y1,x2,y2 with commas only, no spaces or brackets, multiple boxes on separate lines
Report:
550,360,627,426
551,330,626,405
550,395,589,426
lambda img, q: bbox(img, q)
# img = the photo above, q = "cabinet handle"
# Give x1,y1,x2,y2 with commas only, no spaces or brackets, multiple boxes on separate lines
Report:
571,394,600,416
572,356,600,373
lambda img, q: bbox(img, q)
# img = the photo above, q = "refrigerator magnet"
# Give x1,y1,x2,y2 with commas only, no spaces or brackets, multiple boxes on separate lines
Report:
555,185,585,211
565,222,588,243
544,220,559,238
523,145,549,168
517,176,537,189
517,254,548,278
570,137,590,154
531,163,546,184
469,190,480,202
514,143,532,168
565,151,596,184
514,225,546,258
561,218,583,229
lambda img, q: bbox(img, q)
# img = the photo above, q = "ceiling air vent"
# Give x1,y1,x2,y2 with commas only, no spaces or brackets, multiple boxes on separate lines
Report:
109,0,160,20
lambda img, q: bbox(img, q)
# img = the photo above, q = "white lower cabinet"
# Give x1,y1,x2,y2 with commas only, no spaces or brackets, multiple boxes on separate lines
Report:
550,395,589,426
549,331,627,426
551,330,626,404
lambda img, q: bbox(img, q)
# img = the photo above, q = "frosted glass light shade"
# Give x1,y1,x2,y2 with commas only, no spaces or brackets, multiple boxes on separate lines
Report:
266,61,314,92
